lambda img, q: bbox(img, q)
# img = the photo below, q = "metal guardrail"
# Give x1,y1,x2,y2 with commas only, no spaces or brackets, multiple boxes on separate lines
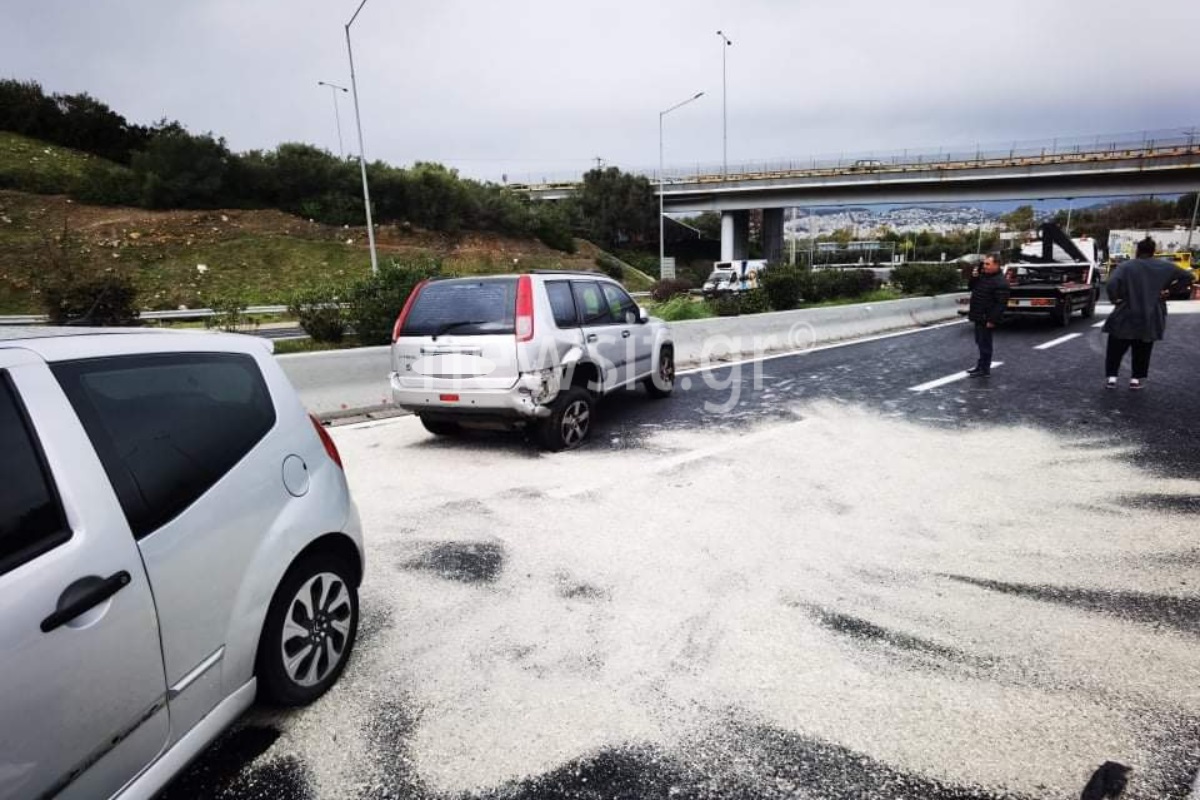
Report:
508,125,1200,190
0,305,289,326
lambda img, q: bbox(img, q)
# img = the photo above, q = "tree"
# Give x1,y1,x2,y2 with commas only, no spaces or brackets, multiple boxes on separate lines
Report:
1000,205,1035,231
569,167,657,249
130,124,231,208
682,211,722,239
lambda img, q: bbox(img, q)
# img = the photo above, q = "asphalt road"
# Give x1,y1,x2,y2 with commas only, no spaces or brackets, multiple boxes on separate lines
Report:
161,307,1200,800
593,305,1200,478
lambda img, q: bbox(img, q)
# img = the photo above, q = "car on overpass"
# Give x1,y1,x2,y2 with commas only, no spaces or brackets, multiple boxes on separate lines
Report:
390,272,675,451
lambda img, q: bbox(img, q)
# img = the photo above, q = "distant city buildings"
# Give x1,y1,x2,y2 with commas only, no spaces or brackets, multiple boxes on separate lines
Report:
784,206,1000,238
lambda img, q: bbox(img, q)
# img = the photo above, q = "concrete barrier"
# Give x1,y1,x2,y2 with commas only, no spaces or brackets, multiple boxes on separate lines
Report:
668,293,966,367
283,293,967,417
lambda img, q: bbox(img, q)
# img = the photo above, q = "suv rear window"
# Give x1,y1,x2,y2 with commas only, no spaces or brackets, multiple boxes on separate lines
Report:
401,279,517,337
0,374,70,576
53,353,276,539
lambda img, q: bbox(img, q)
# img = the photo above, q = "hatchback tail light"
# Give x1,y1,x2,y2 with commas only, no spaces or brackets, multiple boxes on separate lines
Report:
392,280,429,342
309,414,343,469
515,274,534,342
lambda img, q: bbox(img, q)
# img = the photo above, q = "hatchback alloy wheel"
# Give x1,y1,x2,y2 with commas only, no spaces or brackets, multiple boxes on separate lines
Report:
281,572,353,687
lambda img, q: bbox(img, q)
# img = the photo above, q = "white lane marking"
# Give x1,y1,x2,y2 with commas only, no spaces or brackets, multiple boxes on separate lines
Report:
1092,321,1106,329
908,363,1004,393
675,318,968,378
1034,333,1083,350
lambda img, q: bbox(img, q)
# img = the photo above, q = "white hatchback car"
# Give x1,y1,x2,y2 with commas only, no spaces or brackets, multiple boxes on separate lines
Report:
0,328,363,800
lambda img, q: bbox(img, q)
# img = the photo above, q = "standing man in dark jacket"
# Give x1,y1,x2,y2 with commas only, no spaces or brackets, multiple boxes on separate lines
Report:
966,254,1010,377
1102,237,1194,389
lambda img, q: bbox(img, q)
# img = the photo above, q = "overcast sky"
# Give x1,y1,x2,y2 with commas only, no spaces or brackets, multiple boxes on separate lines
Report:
4,0,1198,183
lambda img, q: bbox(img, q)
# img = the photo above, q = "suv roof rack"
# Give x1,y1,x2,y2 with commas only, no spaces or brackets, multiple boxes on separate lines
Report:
529,269,606,276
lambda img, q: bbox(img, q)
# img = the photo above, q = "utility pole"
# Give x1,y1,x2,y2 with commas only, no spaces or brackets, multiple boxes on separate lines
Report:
659,92,705,273
345,0,379,274
789,207,797,266
1187,190,1199,251
716,30,732,177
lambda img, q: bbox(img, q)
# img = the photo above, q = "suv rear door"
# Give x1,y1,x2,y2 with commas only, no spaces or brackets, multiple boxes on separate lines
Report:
571,280,625,391
0,349,167,800
393,278,522,392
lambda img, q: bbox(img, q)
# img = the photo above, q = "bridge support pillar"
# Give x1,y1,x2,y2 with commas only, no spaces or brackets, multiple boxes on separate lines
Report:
762,208,785,264
720,210,749,262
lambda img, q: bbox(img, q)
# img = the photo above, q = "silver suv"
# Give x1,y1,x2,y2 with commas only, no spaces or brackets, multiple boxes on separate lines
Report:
390,272,674,450
0,328,363,800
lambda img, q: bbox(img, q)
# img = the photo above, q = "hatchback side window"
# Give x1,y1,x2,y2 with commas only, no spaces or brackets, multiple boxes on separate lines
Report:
571,281,614,325
53,353,277,539
0,373,70,576
545,281,579,328
601,283,640,325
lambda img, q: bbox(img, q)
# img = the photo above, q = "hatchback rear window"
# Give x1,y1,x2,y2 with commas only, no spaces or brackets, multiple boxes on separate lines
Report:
53,353,276,539
401,279,517,337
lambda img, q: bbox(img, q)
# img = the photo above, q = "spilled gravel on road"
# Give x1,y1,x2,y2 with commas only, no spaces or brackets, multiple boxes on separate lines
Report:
202,405,1200,799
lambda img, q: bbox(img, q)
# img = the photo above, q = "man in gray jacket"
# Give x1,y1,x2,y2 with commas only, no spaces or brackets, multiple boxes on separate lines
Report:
1102,237,1194,389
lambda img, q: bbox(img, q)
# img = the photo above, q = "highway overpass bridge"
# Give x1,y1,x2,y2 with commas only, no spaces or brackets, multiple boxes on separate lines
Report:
518,127,1200,262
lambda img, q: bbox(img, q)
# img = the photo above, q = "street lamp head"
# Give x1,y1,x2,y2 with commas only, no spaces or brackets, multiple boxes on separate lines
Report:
717,30,732,45
693,91,705,99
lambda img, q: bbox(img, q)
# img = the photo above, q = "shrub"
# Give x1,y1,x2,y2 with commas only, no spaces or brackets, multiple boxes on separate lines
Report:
890,263,961,296
760,265,804,311
205,295,252,332
532,206,576,253
738,288,770,315
653,295,714,321
72,162,139,206
288,286,346,343
594,253,625,281
650,277,694,302
848,268,881,296
43,272,139,326
713,293,742,317
346,255,442,345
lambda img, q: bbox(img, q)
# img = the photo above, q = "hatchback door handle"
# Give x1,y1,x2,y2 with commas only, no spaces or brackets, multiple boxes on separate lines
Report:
586,334,598,343
621,330,631,338
41,571,132,633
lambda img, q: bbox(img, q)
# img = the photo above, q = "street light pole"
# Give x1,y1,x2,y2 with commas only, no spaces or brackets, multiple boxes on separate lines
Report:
317,81,349,160
716,31,732,177
345,0,379,274
1187,189,1199,251
659,91,705,273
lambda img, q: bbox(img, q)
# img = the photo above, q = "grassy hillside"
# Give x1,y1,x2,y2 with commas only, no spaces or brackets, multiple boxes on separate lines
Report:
0,131,112,195
0,190,651,314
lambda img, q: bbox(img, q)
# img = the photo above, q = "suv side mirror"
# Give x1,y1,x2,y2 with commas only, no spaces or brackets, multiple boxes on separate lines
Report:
637,306,650,324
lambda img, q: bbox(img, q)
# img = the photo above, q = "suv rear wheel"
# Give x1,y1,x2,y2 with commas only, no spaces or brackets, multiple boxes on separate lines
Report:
257,554,359,706
644,346,675,399
536,386,593,451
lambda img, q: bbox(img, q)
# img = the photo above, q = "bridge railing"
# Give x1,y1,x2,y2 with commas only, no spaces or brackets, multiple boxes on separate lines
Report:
508,125,1199,189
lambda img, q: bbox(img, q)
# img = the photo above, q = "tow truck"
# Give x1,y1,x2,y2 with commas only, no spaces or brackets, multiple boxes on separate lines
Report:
958,223,1101,326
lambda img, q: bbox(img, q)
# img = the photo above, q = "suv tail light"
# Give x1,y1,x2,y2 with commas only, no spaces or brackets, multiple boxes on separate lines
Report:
309,414,343,469
392,280,429,342
515,274,534,342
